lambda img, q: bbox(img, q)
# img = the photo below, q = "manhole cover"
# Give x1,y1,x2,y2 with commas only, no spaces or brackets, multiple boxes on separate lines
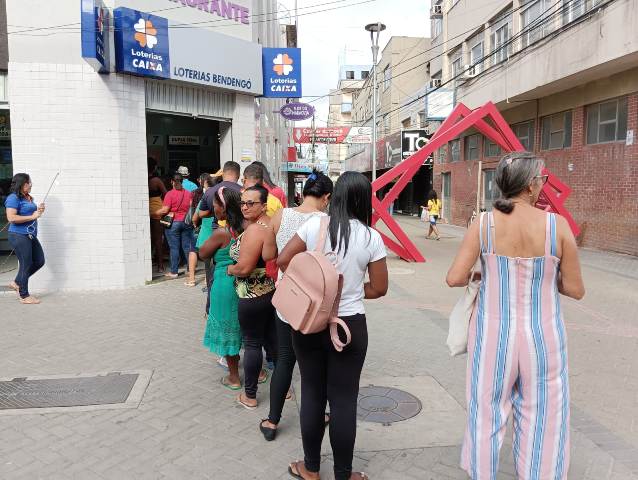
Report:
357,386,421,423
0,373,139,410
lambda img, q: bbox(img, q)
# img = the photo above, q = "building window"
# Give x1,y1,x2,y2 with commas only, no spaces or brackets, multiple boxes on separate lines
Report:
449,47,463,79
383,66,391,91
442,172,452,220
345,70,355,80
484,139,502,157
541,111,572,150
433,18,443,38
464,134,481,160
361,70,369,80
563,0,585,24
341,103,353,114
383,114,390,133
483,170,500,211
418,111,426,127
490,21,510,66
521,0,552,48
470,37,484,74
437,146,447,164
512,120,535,151
586,97,628,144
450,139,461,162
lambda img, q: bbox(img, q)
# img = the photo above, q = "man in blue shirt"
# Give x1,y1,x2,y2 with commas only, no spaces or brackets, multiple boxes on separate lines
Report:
177,166,198,192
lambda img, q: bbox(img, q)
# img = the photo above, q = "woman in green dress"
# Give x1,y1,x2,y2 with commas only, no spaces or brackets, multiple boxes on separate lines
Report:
199,186,244,389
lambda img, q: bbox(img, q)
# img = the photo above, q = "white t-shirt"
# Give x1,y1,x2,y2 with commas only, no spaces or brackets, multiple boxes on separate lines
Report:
296,216,387,317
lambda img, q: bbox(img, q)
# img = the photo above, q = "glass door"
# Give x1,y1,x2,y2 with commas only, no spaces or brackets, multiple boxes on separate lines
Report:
442,172,451,222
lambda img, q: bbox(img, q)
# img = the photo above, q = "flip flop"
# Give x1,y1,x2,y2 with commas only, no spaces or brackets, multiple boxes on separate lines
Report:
184,280,196,287
236,393,257,410
258,369,269,384
288,461,316,480
19,296,40,305
8,281,19,292
220,376,241,391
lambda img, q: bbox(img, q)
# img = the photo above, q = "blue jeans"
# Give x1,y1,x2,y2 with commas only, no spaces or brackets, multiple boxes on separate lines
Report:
8,232,45,298
164,221,194,274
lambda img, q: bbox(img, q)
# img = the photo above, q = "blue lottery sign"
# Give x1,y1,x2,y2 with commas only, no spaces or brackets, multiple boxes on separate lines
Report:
80,0,109,72
114,7,170,80
262,48,302,98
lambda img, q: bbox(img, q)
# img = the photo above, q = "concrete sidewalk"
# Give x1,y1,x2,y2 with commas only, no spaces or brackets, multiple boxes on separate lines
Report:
0,217,636,479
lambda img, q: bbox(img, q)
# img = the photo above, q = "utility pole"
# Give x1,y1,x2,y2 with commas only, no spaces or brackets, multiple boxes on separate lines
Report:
365,22,386,182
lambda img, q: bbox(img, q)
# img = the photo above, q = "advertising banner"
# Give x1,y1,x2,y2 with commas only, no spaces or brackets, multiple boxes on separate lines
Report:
426,88,455,120
81,0,109,72
293,127,371,144
113,7,263,95
262,48,302,98
280,102,314,121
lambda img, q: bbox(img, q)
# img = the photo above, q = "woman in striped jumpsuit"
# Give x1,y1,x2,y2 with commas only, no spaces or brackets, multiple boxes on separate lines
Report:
447,152,585,480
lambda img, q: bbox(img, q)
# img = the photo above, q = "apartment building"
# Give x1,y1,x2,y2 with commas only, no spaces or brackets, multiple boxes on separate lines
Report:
347,36,432,213
326,65,370,177
429,0,638,255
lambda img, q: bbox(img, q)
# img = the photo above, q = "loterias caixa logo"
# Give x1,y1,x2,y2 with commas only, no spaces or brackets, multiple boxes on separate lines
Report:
114,7,170,79
262,48,302,98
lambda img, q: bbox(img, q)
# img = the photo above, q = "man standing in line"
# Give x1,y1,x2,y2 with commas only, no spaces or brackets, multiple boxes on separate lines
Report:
177,166,198,192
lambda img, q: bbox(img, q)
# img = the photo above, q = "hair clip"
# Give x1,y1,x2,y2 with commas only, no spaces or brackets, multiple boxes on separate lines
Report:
308,173,317,181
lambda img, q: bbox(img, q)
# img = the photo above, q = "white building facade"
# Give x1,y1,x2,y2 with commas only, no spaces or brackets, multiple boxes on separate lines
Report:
2,0,292,290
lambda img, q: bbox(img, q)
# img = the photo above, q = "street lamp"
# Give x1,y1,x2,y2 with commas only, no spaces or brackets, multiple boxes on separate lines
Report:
365,21,386,182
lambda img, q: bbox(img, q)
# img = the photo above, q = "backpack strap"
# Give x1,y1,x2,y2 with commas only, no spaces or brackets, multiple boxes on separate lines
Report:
315,216,330,253
329,275,351,352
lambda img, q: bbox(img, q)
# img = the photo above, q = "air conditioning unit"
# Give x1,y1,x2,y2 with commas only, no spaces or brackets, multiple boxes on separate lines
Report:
428,78,442,89
463,65,478,79
430,4,443,18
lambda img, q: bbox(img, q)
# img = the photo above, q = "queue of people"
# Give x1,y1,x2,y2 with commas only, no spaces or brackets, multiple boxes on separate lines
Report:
4,151,585,479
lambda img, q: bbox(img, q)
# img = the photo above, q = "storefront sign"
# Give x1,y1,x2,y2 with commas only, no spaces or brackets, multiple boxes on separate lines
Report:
401,129,431,159
283,161,328,173
114,7,170,79
81,0,109,72
166,0,250,25
293,127,371,144
113,7,263,95
426,88,454,120
262,48,302,98
280,102,314,121
168,136,199,146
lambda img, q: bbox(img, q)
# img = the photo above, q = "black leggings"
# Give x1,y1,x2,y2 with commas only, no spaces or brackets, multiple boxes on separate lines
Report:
238,291,277,400
268,318,296,424
292,314,368,480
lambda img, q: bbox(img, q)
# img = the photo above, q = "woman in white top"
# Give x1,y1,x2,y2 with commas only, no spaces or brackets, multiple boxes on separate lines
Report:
278,172,389,480
260,171,333,442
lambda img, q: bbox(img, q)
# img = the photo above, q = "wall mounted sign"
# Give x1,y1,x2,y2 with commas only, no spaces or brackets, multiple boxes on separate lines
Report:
401,129,431,159
113,7,263,95
293,127,371,144
114,7,170,79
168,136,200,146
279,102,314,121
262,48,302,98
81,0,109,72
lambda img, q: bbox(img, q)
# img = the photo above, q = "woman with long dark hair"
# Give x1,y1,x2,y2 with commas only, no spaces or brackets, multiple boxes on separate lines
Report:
199,187,244,389
278,171,389,480
260,170,333,442
4,173,46,304
447,152,584,478
227,185,278,409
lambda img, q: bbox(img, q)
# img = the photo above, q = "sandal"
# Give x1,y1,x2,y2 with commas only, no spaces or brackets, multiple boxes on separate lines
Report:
19,296,40,305
236,393,257,410
350,474,368,480
288,461,319,480
8,281,19,292
285,390,293,401
220,376,241,391
184,280,196,287
164,272,178,279
258,369,269,384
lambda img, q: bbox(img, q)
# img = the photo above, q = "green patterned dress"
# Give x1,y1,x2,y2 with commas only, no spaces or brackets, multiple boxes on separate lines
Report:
203,237,241,356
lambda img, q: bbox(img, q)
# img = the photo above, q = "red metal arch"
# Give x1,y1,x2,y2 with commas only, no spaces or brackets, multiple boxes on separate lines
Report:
371,101,579,262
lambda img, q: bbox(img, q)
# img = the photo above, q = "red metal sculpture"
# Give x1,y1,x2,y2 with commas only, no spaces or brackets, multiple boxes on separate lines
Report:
371,101,578,262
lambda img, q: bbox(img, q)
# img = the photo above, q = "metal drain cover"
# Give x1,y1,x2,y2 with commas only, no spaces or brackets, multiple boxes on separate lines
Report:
357,386,422,423
0,373,139,410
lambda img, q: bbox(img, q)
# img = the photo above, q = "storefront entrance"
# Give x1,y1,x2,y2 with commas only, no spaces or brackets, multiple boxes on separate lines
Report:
0,108,11,251
146,112,224,181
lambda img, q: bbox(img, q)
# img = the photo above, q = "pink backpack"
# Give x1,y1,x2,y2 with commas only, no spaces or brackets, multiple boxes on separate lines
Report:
272,217,351,352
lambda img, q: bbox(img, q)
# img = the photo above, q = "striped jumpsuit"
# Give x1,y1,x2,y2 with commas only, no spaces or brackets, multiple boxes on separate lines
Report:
461,212,570,480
